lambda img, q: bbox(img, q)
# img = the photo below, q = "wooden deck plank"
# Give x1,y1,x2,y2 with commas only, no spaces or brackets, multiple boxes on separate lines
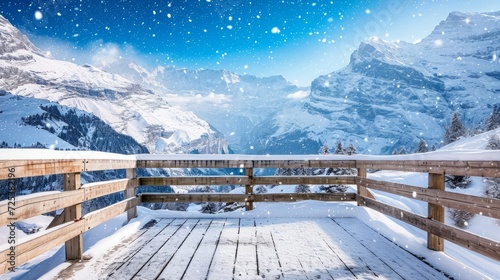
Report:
233,218,258,278
206,219,240,280
108,219,188,280
182,219,226,280
77,217,449,280
318,218,405,279
104,219,173,276
133,219,199,279
285,219,353,279
256,219,308,279
254,220,284,279
334,218,449,280
273,219,335,280
157,219,212,279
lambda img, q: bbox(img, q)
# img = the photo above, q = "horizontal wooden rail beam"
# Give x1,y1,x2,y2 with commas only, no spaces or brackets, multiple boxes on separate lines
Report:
0,196,139,274
0,160,83,180
357,178,500,219
357,196,500,261
137,159,356,169
140,193,356,203
139,176,356,186
0,159,136,180
357,160,500,177
254,176,356,185
83,178,138,201
0,179,139,227
140,176,250,186
0,221,84,274
0,190,84,227
83,159,136,172
84,197,140,231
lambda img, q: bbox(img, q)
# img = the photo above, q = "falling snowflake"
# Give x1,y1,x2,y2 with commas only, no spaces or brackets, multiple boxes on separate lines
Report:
34,11,43,20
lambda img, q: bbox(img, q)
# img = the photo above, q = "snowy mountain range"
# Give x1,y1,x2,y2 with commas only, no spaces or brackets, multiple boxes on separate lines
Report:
0,15,228,154
0,11,498,155
242,11,500,154
100,60,308,151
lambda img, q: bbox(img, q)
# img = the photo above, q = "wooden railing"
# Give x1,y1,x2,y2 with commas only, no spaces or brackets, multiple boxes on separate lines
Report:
1,153,499,275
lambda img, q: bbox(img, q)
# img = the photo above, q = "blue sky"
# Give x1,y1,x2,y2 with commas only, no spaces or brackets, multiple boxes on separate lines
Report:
1,0,499,85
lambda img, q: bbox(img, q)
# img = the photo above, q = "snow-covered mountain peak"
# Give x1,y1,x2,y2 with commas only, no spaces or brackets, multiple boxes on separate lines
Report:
349,37,404,68
424,11,500,44
0,15,45,59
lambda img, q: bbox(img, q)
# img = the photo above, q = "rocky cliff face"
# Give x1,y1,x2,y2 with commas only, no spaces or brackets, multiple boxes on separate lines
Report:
243,11,500,154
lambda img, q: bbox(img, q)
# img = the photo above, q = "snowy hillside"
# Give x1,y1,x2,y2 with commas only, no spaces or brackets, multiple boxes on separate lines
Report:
0,15,228,154
243,11,500,155
0,92,148,154
101,61,308,151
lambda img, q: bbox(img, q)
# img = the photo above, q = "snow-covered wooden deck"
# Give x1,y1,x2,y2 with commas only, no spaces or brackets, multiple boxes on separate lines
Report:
58,217,448,280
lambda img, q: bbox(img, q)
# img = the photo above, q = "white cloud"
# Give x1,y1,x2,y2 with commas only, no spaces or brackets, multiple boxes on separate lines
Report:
287,90,310,100
91,43,121,68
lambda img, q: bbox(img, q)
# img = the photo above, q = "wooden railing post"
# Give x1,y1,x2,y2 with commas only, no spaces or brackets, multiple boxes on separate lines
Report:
428,173,445,251
64,172,83,260
126,168,137,222
356,166,371,205
245,168,253,211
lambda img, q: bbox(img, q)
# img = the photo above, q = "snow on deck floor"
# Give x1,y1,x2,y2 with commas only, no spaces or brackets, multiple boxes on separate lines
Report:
55,217,449,280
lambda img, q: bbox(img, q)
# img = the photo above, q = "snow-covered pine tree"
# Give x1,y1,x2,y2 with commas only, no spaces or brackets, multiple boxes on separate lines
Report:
486,134,500,150
416,139,428,153
442,112,471,192
484,137,500,199
255,185,268,194
295,184,311,193
485,178,500,199
392,149,399,155
485,104,500,131
319,184,348,193
319,141,356,193
319,142,330,154
430,144,437,151
444,112,467,144
345,142,357,155
201,202,220,214
445,175,471,189
449,209,474,228
399,146,407,155
334,141,345,155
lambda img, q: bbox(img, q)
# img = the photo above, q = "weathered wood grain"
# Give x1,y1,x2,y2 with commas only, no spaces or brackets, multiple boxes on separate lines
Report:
83,197,140,231
0,190,84,227
64,173,82,260
139,176,356,186
140,193,356,203
0,221,84,275
0,160,83,180
83,178,138,201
